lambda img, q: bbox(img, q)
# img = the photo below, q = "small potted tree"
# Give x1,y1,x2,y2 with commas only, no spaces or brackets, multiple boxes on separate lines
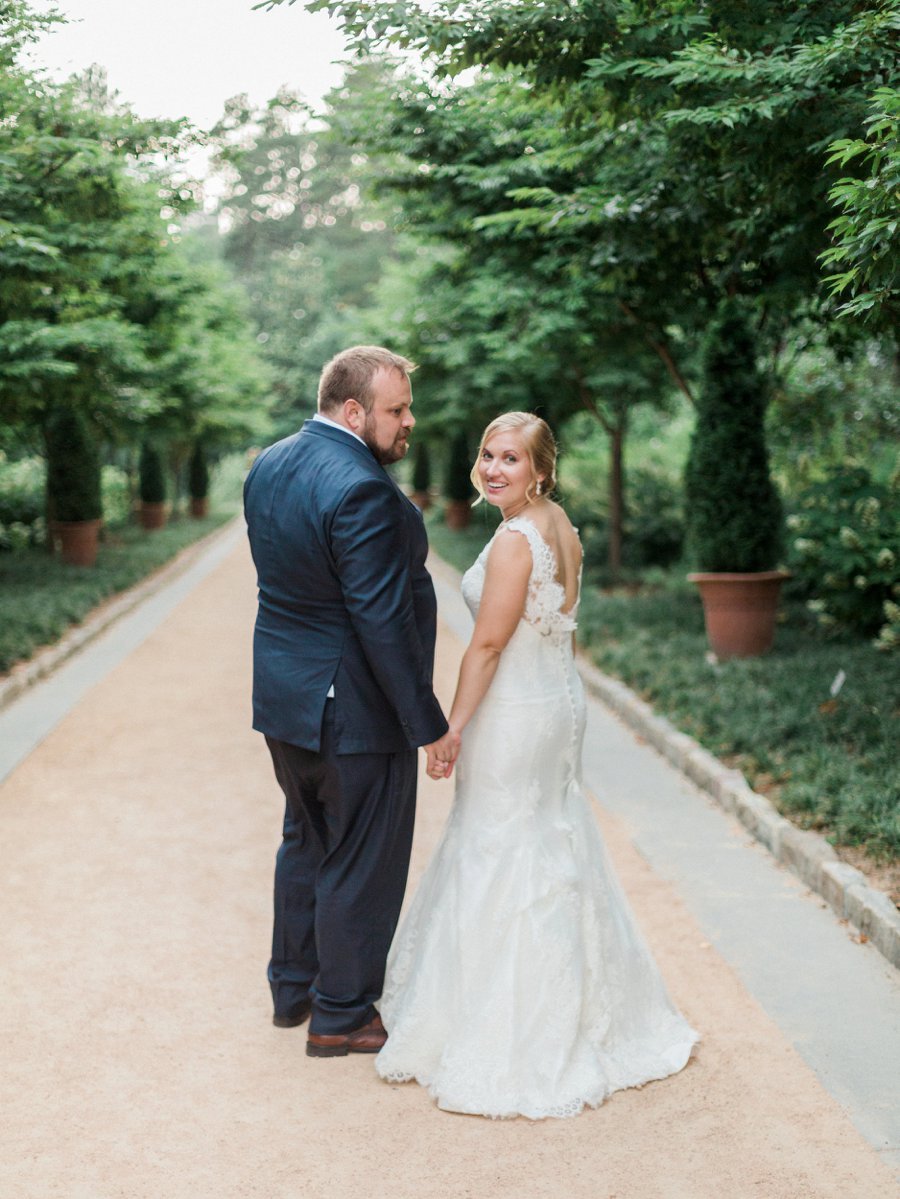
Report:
410,441,432,511
45,405,103,567
444,430,473,530
188,441,210,518
138,441,167,530
685,299,787,658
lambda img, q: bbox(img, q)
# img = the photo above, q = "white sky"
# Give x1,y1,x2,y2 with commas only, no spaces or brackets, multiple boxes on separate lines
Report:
26,0,350,130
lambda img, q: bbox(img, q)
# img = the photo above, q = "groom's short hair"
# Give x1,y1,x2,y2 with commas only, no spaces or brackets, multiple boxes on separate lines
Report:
317,346,417,415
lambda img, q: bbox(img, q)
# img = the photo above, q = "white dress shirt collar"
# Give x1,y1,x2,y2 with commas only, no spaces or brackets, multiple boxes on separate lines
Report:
312,411,367,447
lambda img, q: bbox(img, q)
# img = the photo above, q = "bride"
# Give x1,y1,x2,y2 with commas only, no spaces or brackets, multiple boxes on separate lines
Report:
376,412,698,1119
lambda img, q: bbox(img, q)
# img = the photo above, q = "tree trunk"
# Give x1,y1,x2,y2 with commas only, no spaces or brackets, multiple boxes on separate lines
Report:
608,421,625,581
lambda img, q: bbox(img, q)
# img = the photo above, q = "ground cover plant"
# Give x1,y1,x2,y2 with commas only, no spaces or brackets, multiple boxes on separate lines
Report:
578,583,899,865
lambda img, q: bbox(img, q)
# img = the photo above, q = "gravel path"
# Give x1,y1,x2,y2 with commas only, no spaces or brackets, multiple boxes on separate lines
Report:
1,538,896,1198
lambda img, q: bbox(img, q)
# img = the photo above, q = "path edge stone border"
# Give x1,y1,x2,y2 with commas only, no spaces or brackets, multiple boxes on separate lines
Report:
576,656,900,972
0,515,243,715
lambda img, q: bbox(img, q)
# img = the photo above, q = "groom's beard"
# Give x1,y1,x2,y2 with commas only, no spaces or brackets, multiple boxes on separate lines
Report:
361,421,410,466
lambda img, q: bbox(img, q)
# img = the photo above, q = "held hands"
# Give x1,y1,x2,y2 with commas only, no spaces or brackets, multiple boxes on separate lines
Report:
424,728,461,781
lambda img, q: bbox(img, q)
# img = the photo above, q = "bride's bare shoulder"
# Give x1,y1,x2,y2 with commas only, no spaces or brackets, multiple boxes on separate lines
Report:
539,502,581,552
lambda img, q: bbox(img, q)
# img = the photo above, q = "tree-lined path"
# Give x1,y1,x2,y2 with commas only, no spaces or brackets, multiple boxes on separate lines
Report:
1,527,898,1199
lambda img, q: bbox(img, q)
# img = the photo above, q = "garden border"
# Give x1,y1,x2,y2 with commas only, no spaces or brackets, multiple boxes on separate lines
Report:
0,516,243,714
577,657,900,972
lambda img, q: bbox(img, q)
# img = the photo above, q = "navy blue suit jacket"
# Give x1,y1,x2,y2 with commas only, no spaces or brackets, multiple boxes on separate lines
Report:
244,419,448,755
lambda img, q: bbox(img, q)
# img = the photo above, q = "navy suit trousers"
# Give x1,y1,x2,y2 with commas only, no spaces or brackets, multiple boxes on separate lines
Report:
265,704,417,1035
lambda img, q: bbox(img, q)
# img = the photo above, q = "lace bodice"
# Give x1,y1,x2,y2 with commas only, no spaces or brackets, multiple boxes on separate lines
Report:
460,515,580,639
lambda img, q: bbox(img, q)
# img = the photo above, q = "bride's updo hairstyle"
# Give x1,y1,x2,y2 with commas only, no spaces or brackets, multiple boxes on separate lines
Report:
470,411,557,505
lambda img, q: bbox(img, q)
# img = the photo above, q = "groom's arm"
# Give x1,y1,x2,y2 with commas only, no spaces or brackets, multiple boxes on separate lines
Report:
330,476,448,748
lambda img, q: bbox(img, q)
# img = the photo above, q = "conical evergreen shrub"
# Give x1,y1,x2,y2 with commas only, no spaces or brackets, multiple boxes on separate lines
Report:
445,431,473,503
139,442,166,504
685,300,782,572
188,441,209,500
45,405,102,522
412,441,431,494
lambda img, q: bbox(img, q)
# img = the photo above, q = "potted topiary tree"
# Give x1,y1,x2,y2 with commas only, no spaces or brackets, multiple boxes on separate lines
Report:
410,440,432,511
685,299,787,658
45,404,103,567
188,440,210,518
444,430,473,530
138,441,167,530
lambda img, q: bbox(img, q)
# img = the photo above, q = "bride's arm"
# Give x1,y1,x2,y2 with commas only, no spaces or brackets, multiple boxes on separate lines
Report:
448,531,531,738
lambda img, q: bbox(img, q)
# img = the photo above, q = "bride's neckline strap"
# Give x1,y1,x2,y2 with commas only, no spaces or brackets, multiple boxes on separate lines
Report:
496,516,581,620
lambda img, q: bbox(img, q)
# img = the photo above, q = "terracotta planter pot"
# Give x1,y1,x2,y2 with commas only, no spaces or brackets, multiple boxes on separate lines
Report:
688,570,790,659
444,499,471,531
54,519,101,567
410,490,431,512
189,496,209,518
139,502,167,530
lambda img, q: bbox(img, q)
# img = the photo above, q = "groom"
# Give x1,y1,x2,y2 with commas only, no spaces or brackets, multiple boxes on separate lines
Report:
244,345,458,1057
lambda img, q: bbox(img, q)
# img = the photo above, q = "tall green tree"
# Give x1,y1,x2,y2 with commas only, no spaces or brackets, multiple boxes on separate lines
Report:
1,5,273,522
304,62,678,572
209,66,403,434
283,0,898,352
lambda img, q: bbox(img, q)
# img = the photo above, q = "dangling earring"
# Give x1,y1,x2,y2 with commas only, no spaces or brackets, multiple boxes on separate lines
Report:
535,481,543,496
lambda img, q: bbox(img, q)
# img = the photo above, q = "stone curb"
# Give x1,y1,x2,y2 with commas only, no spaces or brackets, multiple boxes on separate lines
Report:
0,516,243,715
576,656,900,972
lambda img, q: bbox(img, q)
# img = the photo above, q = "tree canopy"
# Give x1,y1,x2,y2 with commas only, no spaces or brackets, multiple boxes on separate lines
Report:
0,1,273,516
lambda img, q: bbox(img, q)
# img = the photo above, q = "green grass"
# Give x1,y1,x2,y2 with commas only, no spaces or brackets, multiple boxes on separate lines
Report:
428,511,899,861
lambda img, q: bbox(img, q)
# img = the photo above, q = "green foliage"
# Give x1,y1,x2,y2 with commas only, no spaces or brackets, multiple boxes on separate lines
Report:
788,466,900,640
566,466,685,583
0,452,44,549
821,82,900,328
577,580,900,859
137,250,275,455
208,70,400,437
101,465,131,528
0,57,195,436
0,10,272,489
875,598,900,653
44,405,102,523
207,451,250,514
188,442,209,500
560,410,688,580
138,443,166,504
685,301,782,571
296,0,900,356
768,334,900,489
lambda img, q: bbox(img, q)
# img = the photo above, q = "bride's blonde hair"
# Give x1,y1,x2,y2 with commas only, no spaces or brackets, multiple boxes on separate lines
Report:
469,412,557,505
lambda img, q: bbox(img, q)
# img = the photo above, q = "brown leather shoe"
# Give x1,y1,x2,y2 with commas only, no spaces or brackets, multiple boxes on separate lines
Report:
306,1013,387,1058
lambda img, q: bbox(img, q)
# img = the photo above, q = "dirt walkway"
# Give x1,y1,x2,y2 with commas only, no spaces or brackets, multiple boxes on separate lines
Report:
1,538,896,1199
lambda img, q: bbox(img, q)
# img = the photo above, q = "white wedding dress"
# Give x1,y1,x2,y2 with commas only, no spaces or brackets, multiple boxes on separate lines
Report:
376,516,698,1119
